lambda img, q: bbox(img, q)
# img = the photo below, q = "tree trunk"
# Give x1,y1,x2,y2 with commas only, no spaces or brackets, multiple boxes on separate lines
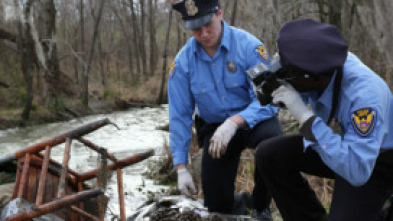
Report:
19,0,34,122
80,0,85,88
130,0,141,78
230,0,238,26
176,16,181,52
329,0,342,31
113,4,134,81
73,29,79,84
139,0,147,80
89,0,106,86
40,0,61,108
157,9,173,104
149,0,158,75
97,32,106,85
82,0,106,107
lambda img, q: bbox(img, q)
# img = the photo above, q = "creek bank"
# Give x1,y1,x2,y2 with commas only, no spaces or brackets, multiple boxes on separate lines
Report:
0,97,161,130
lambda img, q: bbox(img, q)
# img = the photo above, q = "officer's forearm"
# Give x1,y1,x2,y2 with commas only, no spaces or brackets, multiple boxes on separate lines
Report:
176,164,186,170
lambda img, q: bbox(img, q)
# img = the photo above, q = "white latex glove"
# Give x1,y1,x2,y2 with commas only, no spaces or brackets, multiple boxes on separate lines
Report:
177,168,196,196
272,82,314,125
209,119,238,159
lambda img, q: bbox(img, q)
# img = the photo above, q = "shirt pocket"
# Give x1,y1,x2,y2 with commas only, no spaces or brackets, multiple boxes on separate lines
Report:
190,78,215,95
224,69,250,105
224,69,248,91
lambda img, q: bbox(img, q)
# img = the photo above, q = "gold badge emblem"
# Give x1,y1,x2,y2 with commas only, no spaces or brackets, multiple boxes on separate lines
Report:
351,108,376,137
227,61,236,73
185,0,198,16
169,61,176,77
255,45,268,61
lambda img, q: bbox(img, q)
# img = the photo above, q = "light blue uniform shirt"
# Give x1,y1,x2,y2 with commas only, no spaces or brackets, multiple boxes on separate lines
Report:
168,21,278,166
304,52,393,186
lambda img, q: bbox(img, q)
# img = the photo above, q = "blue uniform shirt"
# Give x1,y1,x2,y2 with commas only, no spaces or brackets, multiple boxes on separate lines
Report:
168,21,278,166
303,52,393,186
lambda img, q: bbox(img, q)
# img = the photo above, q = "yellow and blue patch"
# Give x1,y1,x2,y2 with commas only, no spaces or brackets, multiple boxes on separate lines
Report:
169,61,176,77
255,45,268,61
351,108,376,137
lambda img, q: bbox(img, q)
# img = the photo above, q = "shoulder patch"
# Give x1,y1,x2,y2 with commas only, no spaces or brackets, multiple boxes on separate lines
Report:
169,61,176,77
255,45,268,61
350,108,376,137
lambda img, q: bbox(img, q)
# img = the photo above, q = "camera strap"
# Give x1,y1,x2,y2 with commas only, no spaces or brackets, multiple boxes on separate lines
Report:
327,68,343,124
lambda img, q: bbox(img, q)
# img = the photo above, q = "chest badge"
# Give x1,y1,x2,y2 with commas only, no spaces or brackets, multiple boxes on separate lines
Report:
227,61,237,73
351,108,376,137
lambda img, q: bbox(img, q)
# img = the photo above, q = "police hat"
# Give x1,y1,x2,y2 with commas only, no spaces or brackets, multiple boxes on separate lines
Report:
277,18,348,75
173,0,219,29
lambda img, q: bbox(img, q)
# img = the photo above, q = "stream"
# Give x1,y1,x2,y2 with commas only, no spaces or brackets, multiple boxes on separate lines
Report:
0,104,170,220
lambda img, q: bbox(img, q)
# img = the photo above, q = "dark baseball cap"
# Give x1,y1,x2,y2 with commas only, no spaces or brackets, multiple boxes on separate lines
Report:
172,0,219,30
277,18,348,75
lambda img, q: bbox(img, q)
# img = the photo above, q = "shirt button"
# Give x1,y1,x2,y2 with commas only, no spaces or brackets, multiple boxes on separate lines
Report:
202,89,206,93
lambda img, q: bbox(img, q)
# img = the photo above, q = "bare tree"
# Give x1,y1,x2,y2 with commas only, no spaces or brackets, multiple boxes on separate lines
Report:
129,0,141,78
82,0,106,107
149,0,158,75
89,0,106,85
112,2,135,81
157,8,173,104
230,0,238,26
139,0,147,79
18,0,34,121
39,0,61,108
79,0,85,85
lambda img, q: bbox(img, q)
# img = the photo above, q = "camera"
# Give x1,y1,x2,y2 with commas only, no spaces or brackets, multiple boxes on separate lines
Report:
246,53,285,105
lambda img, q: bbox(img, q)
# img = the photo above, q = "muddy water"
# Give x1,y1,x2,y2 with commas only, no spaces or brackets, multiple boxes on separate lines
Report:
0,105,170,220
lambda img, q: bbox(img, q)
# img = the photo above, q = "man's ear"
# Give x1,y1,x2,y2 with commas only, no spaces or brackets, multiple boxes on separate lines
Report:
216,9,223,18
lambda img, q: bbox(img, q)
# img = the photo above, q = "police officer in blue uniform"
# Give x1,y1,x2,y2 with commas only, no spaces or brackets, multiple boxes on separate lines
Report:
168,0,282,218
255,18,393,221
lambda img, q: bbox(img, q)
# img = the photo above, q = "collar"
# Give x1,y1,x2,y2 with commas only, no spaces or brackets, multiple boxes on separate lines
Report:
191,20,231,54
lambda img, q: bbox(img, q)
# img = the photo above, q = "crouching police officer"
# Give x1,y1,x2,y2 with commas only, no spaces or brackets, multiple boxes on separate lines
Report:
254,18,393,221
167,0,282,219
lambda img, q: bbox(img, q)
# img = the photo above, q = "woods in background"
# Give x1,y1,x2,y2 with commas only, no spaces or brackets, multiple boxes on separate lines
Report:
0,0,392,123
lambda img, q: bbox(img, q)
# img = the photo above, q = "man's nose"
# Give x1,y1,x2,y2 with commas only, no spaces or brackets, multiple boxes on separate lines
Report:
200,26,209,37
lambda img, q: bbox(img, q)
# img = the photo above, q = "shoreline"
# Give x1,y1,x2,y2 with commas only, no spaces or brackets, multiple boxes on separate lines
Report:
0,99,163,131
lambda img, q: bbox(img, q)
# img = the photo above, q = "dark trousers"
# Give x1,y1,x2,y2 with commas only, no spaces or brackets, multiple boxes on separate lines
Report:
197,116,283,213
255,134,393,221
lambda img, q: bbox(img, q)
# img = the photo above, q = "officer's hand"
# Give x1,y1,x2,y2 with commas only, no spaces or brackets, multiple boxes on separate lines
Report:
272,82,314,125
209,119,238,159
177,168,196,196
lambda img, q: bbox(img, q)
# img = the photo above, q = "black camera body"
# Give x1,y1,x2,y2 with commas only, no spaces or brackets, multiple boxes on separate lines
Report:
246,54,284,105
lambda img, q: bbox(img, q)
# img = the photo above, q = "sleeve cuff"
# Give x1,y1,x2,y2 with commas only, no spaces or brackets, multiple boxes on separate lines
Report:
299,116,317,142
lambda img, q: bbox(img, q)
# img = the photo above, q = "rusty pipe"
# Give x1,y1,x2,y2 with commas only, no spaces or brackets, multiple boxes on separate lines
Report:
0,118,111,165
77,138,118,163
6,188,104,221
79,149,154,182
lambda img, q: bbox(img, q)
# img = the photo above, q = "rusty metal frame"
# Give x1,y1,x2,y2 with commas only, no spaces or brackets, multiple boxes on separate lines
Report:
1,118,154,221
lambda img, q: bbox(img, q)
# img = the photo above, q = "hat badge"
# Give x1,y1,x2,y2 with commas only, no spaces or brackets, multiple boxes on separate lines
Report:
185,0,198,16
